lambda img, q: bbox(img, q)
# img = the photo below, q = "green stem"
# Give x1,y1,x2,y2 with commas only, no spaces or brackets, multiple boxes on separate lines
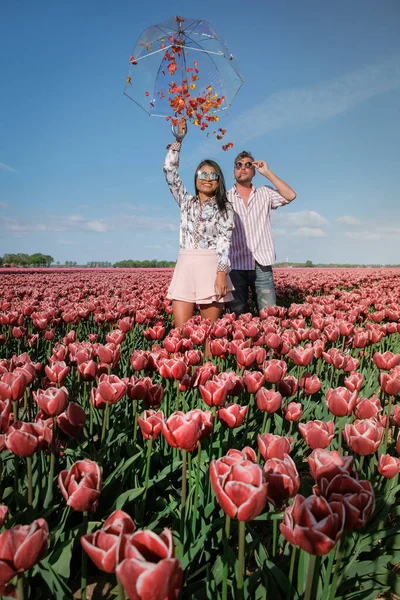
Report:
180,449,187,546
272,517,278,557
117,577,125,600
191,442,201,538
328,535,346,600
222,515,231,600
358,455,365,472
321,547,336,600
175,379,180,411
287,545,297,600
382,395,395,454
237,521,246,600
101,402,110,445
337,418,343,454
27,456,33,506
81,511,88,600
142,436,153,514
17,574,24,600
43,418,57,509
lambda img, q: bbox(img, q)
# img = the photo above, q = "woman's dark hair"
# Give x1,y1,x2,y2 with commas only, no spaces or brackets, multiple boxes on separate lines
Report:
194,159,229,214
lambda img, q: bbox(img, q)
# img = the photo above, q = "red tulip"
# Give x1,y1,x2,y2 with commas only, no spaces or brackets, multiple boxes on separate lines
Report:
96,343,121,366
262,359,287,383
130,350,151,372
289,346,314,367
263,454,300,507
236,347,258,369
58,458,102,512
317,474,375,530
373,351,400,371
116,528,182,600
44,360,70,385
0,371,27,402
199,379,229,407
97,374,127,404
126,376,152,401
33,386,69,416
343,372,363,393
299,373,322,395
184,349,203,366
278,376,298,398
81,510,136,573
354,396,382,420
308,449,354,482
379,368,400,396
210,455,267,521
298,420,335,450
258,434,292,461
106,329,126,345
144,384,164,409
138,410,164,440
0,505,8,528
256,388,282,414
157,358,187,381
162,411,202,452
77,360,97,382
186,409,214,440
57,402,86,437
192,363,218,387
283,402,303,421
343,418,383,455
280,495,344,555
377,454,400,479
217,403,247,428
0,518,49,589
326,387,357,417
6,420,52,457
244,370,265,394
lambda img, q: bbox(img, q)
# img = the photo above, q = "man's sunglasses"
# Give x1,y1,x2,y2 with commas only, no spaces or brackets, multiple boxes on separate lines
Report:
197,171,219,181
235,161,254,169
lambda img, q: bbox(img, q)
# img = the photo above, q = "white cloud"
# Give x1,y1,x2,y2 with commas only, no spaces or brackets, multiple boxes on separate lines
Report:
337,215,363,225
86,220,109,232
346,231,381,241
294,227,327,238
226,53,400,143
0,162,18,174
0,202,8,208
68,215,85,223
273,210,328,228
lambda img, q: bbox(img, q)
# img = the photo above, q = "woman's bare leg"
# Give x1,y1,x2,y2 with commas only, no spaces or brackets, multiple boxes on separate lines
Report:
172,300,196,328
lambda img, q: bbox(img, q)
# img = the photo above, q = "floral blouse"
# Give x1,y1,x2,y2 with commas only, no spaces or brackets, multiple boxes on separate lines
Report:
163,143,235,273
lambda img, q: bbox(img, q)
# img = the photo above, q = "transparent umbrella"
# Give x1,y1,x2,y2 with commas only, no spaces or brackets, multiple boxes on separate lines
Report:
124,15,243,122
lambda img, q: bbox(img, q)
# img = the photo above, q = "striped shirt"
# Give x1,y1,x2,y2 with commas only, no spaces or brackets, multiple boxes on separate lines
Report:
227,184,292,270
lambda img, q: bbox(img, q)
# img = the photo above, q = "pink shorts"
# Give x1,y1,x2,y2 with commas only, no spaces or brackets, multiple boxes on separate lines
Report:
167,248,234,304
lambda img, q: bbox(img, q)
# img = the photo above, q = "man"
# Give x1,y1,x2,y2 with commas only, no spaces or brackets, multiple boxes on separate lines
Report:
227,150,296,315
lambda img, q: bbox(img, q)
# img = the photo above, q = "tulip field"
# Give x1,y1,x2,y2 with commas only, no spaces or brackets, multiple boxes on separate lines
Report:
0,267,400,600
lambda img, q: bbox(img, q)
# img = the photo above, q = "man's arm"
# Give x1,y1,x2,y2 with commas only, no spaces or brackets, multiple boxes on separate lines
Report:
253,160,296,201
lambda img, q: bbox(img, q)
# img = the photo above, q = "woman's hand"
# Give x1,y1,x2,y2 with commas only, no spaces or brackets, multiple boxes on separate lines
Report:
178,116,187,138
214,272,228,301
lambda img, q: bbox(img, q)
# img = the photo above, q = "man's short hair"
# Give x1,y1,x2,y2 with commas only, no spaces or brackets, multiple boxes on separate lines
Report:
234,150,254,163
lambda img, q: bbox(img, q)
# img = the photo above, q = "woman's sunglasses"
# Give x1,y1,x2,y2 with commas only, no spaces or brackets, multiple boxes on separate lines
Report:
197,171,219,181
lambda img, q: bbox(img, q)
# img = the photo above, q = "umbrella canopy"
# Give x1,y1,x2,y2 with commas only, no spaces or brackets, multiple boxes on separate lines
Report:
124,15,243,119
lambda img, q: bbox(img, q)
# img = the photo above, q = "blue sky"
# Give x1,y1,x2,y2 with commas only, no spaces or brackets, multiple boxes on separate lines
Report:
1,0,399,265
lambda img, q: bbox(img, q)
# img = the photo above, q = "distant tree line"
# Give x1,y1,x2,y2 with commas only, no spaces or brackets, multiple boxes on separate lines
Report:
113,259,176,268
0,255,175,268
2,254,398,269
0,253,54,267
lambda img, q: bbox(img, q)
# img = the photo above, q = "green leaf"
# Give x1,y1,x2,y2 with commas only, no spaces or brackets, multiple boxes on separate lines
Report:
115,486,145,509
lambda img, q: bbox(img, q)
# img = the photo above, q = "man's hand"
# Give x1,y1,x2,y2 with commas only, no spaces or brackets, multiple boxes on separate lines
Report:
214,272,228,301
252,160,271,178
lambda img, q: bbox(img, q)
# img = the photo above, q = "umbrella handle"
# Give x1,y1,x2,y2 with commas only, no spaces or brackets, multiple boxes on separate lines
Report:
171,122,187,141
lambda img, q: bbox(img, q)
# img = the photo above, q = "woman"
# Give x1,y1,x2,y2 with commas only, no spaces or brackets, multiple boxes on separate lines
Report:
164,116,235,328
